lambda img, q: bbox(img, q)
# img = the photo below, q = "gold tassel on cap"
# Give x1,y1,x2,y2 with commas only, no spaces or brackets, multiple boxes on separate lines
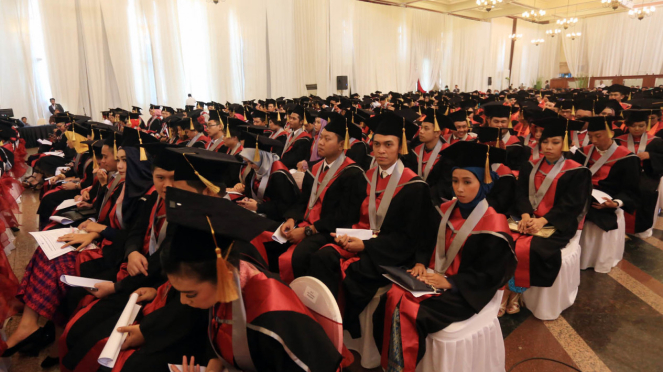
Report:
444,105,449,115
484,145,492,184
418,105,422,115
563,119,570,152
189,118,194,131
205,216,238,303
571,105,576,117
400,118,408,156
93,151,99,170
225,118,232,139
138,132,147,161
604,117,613,139
253,136,261,163
182,154,221,195
343,122,351,150
507,107,513,129
277,111,281,122
433,110,440,132
303,111,308,125
113,132,118,160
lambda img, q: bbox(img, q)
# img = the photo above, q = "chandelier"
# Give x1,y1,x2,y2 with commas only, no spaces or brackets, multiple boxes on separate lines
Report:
556,17,578,29
601,0,630,10
522,9,546,21
509,33,523,41
546,29,562,37
628,6,655,20
476,0,502,12
566,32,581,40
531,38,545,46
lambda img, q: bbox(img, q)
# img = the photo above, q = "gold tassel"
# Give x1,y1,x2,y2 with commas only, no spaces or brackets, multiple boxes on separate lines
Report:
433,110,440,132
182,154,221,194
571,105,576,117
113,132,118,160
484,145,492,184
253,137,261,163
225,118,232,139
91,129,95,140
205,217,238,303
138,132,147,161
444,105,449,115
189,118,194,131
93,151,99,170
303,111,308,125
605,117,613,139
563,120,570,152
628,91,632,101
418,105,422,115
277,111,281,122
400,118,408,156
508,107,513,128
343,123,351,150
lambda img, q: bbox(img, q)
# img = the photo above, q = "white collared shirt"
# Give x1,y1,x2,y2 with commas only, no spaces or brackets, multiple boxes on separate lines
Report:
379,162,398,178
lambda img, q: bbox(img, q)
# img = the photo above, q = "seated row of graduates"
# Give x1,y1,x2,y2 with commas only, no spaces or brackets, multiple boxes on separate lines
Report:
7,100,657,371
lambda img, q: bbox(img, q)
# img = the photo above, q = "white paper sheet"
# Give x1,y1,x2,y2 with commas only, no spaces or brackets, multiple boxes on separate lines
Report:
335,228,373,240
226,191,244,196
29,228,76,260
42,151,65,157
168,364,206,372
37,139,52,146
56,199,80,211
55,167,71,176
49,216,74,225
592,189,613,203
60,275,112,290
272,223,288,244
98,293,142,368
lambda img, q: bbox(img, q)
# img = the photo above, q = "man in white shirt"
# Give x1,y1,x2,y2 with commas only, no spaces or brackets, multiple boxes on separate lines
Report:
185,94,196,107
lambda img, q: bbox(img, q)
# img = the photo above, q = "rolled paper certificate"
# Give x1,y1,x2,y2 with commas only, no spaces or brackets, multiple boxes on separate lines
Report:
98,293,142,368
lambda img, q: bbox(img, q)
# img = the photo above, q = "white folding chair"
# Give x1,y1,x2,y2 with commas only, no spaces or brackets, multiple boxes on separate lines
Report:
416,290,506,372
523,231,582,320
343,285,391,369
635,178,663,239
580,208,625,273
290,276,343,354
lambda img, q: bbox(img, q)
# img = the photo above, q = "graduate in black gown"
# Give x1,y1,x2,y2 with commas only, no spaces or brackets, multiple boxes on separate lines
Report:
480,103,530,172
377,141,516,371
161,189,342,372
615,109,663,236
572,116,640,232
233,132,300,223
281,105,312,169
277,118,367,282
308,111,437,337
505,117,592,316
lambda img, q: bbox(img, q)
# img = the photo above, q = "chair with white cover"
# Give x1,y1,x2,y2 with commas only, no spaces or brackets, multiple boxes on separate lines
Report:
415,290,505,372
579,208,625,273
635,178,663,239
343,285,391,369
523,231,582,320
290,276,343,355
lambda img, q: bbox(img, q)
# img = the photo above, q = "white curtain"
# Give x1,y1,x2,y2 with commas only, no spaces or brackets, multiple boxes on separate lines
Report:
406,8,447,92
487,17,513,92
329,0,354,96
443,16,492,92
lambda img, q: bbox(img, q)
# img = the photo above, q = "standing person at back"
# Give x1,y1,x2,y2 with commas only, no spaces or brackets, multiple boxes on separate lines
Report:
48,98,64,115
185,94,196,108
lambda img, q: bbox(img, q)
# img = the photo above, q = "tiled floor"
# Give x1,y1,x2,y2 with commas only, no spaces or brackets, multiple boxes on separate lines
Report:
5,174,663,371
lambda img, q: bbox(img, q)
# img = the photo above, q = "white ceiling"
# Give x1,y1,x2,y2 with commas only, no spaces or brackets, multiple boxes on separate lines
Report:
363,0,662,22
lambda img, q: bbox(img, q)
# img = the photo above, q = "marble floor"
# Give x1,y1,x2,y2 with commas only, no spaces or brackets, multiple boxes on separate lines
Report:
5,183,663,372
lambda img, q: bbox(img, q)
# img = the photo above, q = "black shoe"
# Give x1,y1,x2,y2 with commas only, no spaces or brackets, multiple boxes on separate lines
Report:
18,321,56,357
41,356,59,368
10,227,19,233
0,324,49,357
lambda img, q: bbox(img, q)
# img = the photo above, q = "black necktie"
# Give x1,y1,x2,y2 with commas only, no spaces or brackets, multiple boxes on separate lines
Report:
322,164,329,174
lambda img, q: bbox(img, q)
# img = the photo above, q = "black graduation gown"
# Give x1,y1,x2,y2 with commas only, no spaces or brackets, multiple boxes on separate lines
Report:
345,141,372,171
34,144,76,176
210,261,342,372
244,163,300,223
572,144,641,231
148,117,162,132
513,159,592,287
374,203,516,368
281,134,312,169
309,168,437,337
504,135,532,172
615,135,663,233
280,158,367,279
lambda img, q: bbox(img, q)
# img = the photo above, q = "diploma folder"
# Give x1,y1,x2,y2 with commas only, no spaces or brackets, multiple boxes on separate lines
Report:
507,216,556,238
380,265,437,293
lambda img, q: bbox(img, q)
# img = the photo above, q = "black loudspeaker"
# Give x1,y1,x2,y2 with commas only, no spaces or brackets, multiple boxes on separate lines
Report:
487,77,492,86
337,76,348,90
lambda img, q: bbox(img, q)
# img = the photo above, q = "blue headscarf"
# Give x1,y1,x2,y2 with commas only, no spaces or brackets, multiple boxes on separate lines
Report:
452,166,498,216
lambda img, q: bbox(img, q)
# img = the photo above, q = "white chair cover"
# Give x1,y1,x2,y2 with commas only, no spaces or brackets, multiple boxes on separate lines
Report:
635,178,663,239
416,290,505,372
290,277,343,354
343,285,391,369
523,231,582,320
580,208,625,273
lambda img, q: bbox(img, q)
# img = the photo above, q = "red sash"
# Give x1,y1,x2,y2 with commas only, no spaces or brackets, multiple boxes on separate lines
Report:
581,144,632,186
284,131,312,154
